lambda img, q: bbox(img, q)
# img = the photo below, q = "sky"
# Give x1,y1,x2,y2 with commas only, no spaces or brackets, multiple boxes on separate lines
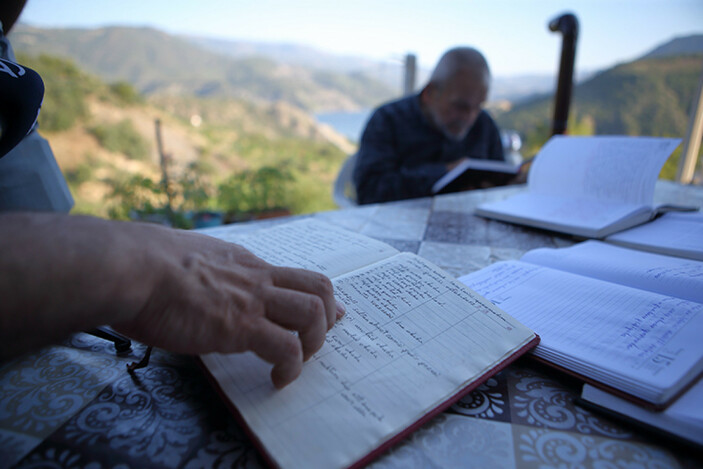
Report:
17,0,703,77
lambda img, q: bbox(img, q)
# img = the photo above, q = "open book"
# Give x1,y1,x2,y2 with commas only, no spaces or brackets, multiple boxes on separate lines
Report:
474,136,682,238
578,378,703,450
431,158,524,195
200,219,538,469
458,240,703,409
606,211,703,261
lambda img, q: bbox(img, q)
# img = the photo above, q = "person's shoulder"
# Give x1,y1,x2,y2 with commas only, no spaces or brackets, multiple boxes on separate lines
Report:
474,110,501,132
476,109,498,124
374,94,419,117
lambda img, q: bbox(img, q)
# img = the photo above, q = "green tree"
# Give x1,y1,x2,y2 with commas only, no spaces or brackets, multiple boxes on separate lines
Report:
177,162,215,212
90,119,150,160
109,81,143,105
217,166,294,216
106,174,166,220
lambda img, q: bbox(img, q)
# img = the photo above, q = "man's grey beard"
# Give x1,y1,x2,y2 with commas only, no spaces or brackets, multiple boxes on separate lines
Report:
441,126,470,142
428,108,470,142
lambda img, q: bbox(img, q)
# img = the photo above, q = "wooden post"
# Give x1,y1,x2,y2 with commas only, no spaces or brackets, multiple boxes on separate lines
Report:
154,119,175,218
404,53,417,96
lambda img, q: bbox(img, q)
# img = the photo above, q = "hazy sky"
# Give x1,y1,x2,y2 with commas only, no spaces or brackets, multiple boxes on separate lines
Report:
18,0,703,76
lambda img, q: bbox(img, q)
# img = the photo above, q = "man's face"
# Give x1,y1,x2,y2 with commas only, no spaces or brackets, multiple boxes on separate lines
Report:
422,70,488,141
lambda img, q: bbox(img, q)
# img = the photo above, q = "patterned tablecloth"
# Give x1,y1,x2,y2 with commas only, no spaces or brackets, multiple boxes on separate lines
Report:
2,182,702,468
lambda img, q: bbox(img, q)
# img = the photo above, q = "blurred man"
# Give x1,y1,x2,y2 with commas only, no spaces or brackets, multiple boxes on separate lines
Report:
353,47,505,204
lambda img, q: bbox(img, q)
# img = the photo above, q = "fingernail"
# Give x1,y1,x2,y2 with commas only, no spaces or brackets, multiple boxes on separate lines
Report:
335,300,346,320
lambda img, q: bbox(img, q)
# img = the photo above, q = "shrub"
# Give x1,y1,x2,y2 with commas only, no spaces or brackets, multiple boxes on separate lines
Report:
217,165,294,215
90,119,150,160
109,81,143,105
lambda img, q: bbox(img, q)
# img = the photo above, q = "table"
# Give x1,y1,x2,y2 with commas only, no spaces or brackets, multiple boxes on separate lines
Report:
2,182,702,468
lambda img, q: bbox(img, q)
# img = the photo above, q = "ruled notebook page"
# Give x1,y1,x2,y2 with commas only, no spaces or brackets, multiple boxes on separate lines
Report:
218,218,399,278
460,261,703,403
202,253,535,469
527,136,680,204
476,136,681,236
521,240,703,303
607,211,703,260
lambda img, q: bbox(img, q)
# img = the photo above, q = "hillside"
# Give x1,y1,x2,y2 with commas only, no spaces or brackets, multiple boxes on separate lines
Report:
642,34,703,59
11,24,580,107
496,53,703,178
10,25,397,112
17,53,350,221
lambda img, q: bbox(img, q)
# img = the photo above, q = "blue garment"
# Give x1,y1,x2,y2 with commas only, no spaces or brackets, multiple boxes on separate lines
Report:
0,28,73,212
353,94,504,205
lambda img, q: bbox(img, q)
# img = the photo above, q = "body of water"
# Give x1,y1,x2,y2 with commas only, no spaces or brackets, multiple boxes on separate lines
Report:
315,110,372,143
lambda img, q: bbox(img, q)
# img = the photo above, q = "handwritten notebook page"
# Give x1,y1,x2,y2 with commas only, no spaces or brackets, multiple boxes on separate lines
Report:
202,253,536,469
528,136,679,204
607,211,703,260
480,192,649,232
219,218,399,278
521,240,703,303
477,136,680,234
459,261,703,404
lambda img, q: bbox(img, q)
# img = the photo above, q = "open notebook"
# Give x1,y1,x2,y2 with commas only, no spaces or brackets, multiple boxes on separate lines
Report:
459,240,703,409
579,378,703,449
607,211,703,260
431,158,523,195
474,136,682,238
200,219,538,469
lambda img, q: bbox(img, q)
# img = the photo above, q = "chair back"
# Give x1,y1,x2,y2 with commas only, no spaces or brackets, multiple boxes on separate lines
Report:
332,153,358,208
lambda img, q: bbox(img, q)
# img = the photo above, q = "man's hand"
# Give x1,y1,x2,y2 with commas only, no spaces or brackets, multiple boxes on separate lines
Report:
114,228,345,388
0,213,344,389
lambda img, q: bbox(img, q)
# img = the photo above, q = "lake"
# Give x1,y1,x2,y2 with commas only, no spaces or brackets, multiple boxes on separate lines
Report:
315,110,372,143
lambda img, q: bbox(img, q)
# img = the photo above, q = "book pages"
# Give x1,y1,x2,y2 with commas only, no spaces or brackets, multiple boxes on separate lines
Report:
582,379,703,446
459,261,703,404
475,136,682,238
202,253,535,469
607,211,703,261
217,218,399,278
521,240,703,303
528,136,680,204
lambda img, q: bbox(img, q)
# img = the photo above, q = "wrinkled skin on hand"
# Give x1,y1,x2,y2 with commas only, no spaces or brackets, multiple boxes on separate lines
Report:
113,228,344,388
0,214,344,389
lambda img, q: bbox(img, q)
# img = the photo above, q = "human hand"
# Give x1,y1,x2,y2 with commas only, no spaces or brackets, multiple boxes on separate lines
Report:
113,226,345,388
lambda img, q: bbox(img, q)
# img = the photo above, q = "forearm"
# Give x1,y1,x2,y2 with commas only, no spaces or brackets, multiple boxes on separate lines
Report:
0,212,343,387
0,212,156,359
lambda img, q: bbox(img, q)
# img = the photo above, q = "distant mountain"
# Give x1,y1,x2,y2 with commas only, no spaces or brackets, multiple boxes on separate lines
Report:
10,25,397,112
189,35,431,95
11,24,571,109
189,35,565,102
12,25,700,117
641,34,703,59
189,36,393,74
497,50,702,150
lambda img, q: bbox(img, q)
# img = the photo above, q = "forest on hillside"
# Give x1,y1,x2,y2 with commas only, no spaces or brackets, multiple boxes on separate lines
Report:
496,54,703,179
20,53,349,227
